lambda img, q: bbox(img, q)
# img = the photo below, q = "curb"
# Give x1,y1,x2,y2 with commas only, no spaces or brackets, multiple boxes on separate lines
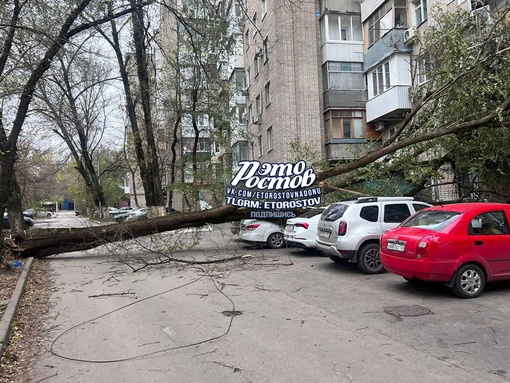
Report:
0,257,34,358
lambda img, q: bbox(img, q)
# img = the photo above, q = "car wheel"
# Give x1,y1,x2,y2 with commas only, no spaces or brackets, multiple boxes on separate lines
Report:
47,212,52,218
452,264,485,299
357,243,384,274
267,232,284,249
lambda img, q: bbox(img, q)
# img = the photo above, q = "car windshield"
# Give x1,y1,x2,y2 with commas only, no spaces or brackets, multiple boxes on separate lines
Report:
299,208,325,218
401,210,461,232
321,204,349,222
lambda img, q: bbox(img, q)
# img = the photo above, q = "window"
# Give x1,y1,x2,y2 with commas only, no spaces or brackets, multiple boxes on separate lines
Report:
417,59,428,85
263,38,269,63
414,0,428,25
246,67,251,88
257,135,263,157
255,94,262,115
267,127,273,151
394,0,407,28
253,13,258,36
324,110,364,140
325,14,362,42
196,138,209,152
383,204,411,223
323,62,364,91
232,69,245,91
254,55,260,75
248,104,253,123
245,29,250,50
264,82,271,106
469,212,509,235
360,206,379,222
238,106,247,124
212,141,221,153
367,1,393,45
261,0,267,17
371,61,391,97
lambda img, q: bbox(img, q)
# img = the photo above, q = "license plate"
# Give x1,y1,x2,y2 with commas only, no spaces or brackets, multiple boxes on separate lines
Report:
387,240,406,252
319,230,331,239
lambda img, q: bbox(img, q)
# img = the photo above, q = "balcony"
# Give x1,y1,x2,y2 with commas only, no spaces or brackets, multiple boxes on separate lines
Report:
366,85,412,123
325,139,381,161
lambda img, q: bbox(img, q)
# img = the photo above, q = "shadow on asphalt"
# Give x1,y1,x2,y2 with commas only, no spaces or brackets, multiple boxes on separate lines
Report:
385,275,510,300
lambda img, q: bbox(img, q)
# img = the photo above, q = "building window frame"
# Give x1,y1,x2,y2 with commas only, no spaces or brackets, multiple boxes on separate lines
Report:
324,110,364,140
371,61,391,97
414,0,428,26
323,61,364,91
264,82,271,106
257,134,263,157
325,14,363,42
261,0,267,18
263,37,269,63
267,126,273,151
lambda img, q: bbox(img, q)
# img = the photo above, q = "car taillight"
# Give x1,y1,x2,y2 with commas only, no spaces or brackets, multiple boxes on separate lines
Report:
416,235,433,258
338,220,347,236
246,224,260,231
295,222,309,229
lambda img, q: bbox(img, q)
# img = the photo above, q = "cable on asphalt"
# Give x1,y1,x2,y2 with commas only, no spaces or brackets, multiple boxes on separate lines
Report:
49,273,237,364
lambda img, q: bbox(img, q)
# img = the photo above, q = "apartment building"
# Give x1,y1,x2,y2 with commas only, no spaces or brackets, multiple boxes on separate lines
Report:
239,0,382,167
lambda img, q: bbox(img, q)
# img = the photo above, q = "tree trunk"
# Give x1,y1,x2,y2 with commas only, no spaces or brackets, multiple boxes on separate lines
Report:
6,205,246,258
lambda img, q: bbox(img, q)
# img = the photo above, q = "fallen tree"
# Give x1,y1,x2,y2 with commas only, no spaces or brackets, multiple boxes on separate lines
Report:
5,205,246,258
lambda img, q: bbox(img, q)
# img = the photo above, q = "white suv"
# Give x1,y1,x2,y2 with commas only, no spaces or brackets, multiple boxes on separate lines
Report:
316,197,431,274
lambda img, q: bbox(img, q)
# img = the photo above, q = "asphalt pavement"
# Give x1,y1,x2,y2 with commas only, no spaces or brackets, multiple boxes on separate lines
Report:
2,212,509,382
21,221,510,383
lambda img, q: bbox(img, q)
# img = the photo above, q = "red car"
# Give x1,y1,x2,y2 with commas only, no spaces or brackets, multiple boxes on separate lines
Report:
380,202,510,298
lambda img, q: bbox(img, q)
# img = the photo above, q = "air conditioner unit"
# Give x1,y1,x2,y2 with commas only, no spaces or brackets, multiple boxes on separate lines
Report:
251,114,261,124
255,47,263,57
404,27,418,44
375,122,385,132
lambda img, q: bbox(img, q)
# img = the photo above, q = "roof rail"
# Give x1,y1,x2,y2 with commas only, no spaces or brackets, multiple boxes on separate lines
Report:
355,197,415,204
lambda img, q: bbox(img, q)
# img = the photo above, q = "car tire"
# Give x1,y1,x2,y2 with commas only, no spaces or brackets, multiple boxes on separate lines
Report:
357,243,384,274
452,264,485,299
47,212,52,218
267,232,284,249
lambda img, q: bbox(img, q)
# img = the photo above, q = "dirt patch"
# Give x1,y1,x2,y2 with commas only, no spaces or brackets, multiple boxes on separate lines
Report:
0,259,51,383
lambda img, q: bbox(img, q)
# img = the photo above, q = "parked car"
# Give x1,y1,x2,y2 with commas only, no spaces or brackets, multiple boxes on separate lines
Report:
108,207,120,214
3,215,34,229
316,197,432,274
23,208,35,218
118,206,134,212
125,208,149,222
381,202,510,298
239,219,285,249
284,207,327,250
113,212,130,223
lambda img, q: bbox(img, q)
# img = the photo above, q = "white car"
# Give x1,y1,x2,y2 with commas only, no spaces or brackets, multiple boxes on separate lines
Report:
125,208,148,222
239,219,285,249
284,207,327,250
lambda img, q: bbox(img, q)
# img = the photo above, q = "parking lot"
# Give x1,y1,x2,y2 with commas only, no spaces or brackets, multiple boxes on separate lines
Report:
31,224,509,383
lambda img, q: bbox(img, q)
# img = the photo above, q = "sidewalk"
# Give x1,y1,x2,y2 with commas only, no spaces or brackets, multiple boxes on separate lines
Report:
0,257,34,357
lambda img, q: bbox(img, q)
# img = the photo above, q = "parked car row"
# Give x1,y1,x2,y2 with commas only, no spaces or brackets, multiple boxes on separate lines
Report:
235,197,510,298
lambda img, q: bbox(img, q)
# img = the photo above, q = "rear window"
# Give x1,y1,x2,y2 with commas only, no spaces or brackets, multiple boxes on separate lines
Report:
401,210,460,231
299,208,326,218
321,204,349,222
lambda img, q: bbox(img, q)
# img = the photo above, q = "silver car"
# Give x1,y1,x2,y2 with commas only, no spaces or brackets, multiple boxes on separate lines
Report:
316,197,431,274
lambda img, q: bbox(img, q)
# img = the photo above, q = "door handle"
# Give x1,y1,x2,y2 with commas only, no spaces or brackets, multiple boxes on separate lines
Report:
474,241,484,246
